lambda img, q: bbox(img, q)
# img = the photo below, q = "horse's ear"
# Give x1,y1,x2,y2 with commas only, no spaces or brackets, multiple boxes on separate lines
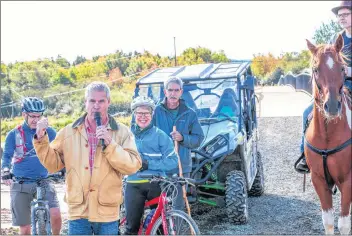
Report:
306,39,317,54
334,34,343,53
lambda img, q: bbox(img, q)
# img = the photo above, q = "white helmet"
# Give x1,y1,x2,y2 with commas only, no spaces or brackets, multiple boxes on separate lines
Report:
131,96,155,112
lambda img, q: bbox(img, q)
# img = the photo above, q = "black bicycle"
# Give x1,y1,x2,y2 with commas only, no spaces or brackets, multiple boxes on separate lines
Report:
13,173,63,235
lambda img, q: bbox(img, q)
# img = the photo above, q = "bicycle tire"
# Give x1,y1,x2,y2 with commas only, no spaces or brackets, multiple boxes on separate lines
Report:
150,210,200,235
36,209,47,235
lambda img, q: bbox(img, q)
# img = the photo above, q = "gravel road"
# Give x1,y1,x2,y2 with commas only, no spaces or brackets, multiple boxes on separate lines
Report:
192,116,346,235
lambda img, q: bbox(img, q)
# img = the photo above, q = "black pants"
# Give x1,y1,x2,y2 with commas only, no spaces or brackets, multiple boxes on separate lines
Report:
124,182,161,234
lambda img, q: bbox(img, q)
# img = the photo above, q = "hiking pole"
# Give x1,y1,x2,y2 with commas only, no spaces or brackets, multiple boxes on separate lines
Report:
173,126,192,217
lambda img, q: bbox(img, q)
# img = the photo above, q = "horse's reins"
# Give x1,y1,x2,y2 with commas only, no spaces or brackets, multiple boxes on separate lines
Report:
305,67,352,194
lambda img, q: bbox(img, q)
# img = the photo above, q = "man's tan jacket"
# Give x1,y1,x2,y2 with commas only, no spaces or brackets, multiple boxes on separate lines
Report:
33,114,141,222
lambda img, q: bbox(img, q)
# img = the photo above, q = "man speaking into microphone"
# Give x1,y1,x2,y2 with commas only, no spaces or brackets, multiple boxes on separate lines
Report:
33,81,142,235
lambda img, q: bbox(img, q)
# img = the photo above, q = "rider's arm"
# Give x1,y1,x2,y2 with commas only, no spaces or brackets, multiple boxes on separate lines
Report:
1,130,16,170
147,130,178,173
33,128,65,174
179,113,205,149
103,124,142,175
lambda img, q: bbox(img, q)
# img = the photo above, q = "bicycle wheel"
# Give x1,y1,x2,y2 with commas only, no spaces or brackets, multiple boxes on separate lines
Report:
36,209,48,235
150,210,200,235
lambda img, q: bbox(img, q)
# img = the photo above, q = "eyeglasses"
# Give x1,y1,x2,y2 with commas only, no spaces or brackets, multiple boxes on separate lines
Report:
27,113,42,120
337,12,351,19
167,88,181,92
135,112,151,117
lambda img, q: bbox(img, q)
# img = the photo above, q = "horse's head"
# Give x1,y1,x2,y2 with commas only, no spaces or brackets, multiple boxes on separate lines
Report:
306,35,346,119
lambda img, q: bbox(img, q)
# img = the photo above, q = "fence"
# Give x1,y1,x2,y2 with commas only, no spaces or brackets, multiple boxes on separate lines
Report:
278,71,312,95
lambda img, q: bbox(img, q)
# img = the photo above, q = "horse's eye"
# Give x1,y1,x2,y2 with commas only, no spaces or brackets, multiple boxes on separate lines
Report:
313,67,318,73
341,67,345,72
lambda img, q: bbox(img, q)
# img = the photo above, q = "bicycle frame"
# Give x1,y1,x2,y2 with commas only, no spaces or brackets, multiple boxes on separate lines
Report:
31,185,52,235
142,192,168,235
120,192,170,235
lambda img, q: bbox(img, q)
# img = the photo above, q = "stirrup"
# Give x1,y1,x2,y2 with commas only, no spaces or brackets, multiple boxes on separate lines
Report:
294,154,310,174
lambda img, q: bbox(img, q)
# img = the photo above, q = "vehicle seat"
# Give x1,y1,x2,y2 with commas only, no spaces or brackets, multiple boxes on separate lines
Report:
181,91,197,111
213,88,239,117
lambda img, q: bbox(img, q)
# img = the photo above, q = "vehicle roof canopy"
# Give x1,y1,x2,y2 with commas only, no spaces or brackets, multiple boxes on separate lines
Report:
136,61,251,86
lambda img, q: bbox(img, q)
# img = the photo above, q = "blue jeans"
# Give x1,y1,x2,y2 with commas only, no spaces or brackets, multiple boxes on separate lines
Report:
68,218,119,235
300,102,313,153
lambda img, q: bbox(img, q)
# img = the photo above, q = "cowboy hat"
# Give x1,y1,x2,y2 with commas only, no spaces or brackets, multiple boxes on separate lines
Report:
331,0,352,15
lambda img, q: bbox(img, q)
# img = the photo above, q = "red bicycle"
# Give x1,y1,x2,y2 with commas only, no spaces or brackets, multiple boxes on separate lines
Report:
119,173,200,235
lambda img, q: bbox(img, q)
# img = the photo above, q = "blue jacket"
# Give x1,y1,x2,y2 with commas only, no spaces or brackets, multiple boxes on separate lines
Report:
152,99,204,174
127,124,178,183
1,121,56,180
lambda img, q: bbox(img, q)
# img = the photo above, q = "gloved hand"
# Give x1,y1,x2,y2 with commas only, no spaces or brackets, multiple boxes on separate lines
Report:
1,170,13,186
140,160,149,171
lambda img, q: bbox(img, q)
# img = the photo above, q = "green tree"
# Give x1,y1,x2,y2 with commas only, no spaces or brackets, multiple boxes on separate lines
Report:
313,19,342,44
73,55,87,66
55,55,71,68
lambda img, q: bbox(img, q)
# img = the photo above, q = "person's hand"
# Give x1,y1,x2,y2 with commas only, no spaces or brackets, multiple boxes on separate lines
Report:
170,130,183,142
36,117,49,140
1,170,13,186
96,126,112,146
140,160,149,171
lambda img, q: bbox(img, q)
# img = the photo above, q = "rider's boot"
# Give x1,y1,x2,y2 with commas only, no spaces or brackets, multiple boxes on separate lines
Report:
295,152,310,174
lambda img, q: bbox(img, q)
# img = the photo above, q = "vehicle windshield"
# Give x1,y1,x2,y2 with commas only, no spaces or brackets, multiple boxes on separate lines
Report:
136,78,240,122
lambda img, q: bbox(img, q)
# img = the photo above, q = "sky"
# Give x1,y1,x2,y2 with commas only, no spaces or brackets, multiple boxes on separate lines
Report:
1,1,340,64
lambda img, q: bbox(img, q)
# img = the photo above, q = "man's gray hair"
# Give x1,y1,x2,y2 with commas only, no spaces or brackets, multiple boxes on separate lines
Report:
85,81,111,100
164,76,183,90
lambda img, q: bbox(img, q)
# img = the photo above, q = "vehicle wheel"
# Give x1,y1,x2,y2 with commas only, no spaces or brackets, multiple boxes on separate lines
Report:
225,170,248,224
248,151,265,196
150,210,200,235
36,209,48,235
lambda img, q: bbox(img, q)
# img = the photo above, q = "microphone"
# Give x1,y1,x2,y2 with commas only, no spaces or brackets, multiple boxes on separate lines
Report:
94,112,105,149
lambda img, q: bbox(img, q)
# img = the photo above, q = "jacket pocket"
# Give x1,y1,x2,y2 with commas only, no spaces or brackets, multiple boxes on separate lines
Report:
65,168,84,205
98,170,122,207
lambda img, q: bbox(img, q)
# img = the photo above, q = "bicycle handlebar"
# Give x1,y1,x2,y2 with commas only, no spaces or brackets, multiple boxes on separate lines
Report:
136,173,196,185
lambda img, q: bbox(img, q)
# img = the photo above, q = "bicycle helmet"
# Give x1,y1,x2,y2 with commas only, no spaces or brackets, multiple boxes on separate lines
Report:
131,96,155,112
22,97,45,113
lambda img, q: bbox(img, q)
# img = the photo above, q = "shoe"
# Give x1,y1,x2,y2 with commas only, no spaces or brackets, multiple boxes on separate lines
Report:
295,153,310,174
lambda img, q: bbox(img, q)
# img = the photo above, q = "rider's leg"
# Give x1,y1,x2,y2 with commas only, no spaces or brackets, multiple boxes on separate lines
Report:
124,183,147,235
45,182,62,235
10,182,34,234
49,208,61,235
296,102,313,172
146,182,161,209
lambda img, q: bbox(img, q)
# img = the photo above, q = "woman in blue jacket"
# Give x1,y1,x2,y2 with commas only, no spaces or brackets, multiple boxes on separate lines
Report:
124,96,178,235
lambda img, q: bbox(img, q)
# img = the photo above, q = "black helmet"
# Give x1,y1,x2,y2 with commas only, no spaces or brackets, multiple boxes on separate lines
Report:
22,97,45,113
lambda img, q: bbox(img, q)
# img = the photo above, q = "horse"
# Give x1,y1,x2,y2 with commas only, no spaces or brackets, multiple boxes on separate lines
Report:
305,35,351,235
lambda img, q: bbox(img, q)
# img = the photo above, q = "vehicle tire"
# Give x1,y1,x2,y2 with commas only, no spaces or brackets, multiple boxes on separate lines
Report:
225,170,248,224
36,209,47,235
248,151,265,196
150,210,200,235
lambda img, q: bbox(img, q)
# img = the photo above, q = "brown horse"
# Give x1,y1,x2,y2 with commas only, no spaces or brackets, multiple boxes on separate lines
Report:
305,35,351,235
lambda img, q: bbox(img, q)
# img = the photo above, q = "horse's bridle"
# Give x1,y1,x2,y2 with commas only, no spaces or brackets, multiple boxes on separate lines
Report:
306,66,351,194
